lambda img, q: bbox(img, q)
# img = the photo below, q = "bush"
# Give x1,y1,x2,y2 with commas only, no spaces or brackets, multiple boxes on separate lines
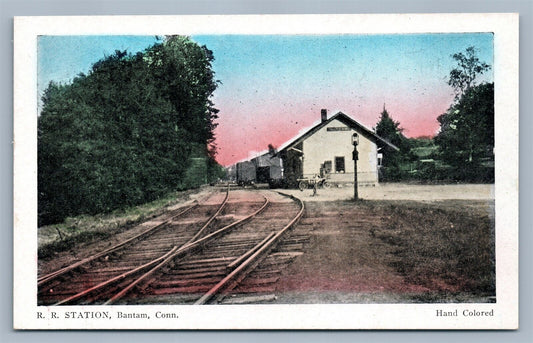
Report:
379,165,408,182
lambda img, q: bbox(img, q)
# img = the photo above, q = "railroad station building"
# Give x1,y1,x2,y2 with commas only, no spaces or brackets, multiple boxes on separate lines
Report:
278,110,398,186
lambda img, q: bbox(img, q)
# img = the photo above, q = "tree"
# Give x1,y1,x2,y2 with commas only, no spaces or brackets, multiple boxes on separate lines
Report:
38,36,221,225
376,106,403,147
435,46,494,182
448,46,491,99
375,105,411,180
435,83,494,172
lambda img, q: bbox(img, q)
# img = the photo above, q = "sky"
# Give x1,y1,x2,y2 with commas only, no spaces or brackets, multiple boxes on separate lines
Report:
38,33,493,166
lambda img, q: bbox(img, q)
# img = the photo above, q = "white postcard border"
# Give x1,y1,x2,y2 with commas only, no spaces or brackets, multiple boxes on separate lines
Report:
13,13,519,330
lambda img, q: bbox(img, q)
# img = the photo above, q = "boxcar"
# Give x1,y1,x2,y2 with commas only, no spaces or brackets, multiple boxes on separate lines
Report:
236,161,256,185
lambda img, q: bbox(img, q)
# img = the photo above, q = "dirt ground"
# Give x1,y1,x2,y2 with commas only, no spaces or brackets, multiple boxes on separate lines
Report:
281,182,494,202
38,183,496,304
272,184,495,303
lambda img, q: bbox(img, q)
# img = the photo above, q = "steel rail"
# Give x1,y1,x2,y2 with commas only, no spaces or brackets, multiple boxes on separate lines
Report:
103,193,269,305
49,191,267,306
37,203,199,286
195,192,304,305
186,187,229,244
46,189,231,305
226,232,276,270
40,187,230,288
53,246,180,305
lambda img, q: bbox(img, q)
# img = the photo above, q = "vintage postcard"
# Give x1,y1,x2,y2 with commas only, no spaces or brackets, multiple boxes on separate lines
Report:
13,14,518,329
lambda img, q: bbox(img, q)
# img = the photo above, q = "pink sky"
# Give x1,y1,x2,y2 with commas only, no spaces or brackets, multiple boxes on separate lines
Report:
213,91,455,166
190,34,492,166
38,34,493,167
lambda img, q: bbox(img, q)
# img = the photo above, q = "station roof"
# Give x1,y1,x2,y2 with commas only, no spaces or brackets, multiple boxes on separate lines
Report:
277,111,399,154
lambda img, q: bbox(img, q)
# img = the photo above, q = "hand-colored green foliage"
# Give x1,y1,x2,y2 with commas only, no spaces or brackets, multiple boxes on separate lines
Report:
431,46,494,182
376,46,494,183
435,83,494,181
375,106,414,181
38,36,221,225
447,46,491,100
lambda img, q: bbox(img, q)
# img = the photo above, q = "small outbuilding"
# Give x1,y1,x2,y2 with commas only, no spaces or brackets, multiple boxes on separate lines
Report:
278,110,398,186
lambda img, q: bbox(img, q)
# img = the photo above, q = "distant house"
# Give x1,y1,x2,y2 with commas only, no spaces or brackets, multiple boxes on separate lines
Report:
278,110,398,186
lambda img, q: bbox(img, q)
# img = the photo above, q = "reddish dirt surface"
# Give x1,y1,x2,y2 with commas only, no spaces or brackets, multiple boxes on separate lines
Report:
38,185,495,304
274,201,418,303
273,198,495,304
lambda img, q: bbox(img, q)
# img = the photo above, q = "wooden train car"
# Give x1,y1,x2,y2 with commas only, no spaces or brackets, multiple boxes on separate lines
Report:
235,152,284,187
253,153,282,184
236,161,256,186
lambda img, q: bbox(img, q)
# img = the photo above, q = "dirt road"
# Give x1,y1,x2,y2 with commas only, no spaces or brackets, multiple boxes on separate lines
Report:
281,183,494,202
272,191,495,303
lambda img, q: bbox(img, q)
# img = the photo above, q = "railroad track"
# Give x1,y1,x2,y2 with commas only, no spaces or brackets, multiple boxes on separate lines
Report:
38,189,304,305
38,187,242,304
116,191,305,305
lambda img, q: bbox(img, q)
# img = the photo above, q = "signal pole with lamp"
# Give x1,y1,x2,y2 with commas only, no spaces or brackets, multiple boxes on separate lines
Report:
351,132,359,200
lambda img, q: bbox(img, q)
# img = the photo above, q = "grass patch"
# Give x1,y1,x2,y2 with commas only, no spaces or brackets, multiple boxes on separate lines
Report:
38,230,112,260
38,187,207,259
372,203,495,297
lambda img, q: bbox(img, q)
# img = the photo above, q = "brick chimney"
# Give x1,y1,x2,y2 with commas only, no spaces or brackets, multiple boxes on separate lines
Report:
321,109,327,122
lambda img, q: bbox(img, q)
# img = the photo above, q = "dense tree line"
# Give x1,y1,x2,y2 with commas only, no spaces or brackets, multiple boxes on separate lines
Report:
375,46,494,183
38,36,223,225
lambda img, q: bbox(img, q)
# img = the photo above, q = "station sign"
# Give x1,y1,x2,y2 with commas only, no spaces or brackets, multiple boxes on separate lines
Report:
326,127,350,131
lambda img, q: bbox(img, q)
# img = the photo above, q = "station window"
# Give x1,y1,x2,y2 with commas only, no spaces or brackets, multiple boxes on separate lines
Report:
335,156,345,173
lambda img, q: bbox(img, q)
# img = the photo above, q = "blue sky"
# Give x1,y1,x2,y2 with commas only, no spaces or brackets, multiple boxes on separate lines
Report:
38,33,493,165
38,35,160,99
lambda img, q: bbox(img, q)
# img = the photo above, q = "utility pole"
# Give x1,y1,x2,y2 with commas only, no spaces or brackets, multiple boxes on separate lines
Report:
352,133,359,200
